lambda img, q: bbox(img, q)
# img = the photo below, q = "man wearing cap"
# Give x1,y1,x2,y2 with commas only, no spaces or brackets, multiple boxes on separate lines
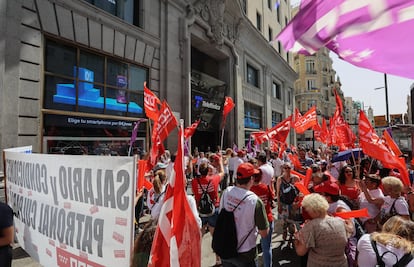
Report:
219,163,269,266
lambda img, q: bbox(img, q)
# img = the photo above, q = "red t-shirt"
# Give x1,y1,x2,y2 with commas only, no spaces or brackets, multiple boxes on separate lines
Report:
192,175,221,207
339,184,360,200
250,183,274,222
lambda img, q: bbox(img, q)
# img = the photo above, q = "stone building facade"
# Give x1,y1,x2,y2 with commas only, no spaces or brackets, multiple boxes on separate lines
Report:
0,0,296,170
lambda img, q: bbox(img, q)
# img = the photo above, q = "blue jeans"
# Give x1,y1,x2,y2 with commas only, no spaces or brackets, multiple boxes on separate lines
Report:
260,220,274,267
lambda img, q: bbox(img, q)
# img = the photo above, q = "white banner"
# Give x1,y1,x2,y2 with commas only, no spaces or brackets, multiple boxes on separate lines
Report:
4,152,136,267
3,145,32,153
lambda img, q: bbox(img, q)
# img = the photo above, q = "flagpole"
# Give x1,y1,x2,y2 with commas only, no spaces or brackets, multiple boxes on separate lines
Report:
220,127,225,150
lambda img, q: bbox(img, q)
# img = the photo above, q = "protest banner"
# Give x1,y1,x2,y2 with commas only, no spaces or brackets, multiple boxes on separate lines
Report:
4,151,136,267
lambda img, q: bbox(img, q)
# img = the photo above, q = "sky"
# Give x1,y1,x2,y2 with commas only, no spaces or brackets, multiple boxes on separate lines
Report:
332,54,414,117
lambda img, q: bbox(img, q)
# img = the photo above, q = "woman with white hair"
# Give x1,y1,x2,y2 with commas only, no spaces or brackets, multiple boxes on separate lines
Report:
377,176,410,229
293,193,349,267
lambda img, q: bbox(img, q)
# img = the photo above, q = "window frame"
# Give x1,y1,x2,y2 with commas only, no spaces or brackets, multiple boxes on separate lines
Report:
246,63,260,88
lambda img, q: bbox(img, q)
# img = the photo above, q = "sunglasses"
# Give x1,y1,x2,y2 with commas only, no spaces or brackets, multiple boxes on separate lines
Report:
283,167,291,169
345,170,353,173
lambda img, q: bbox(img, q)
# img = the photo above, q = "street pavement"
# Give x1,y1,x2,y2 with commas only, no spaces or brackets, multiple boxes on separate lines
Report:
2,180,300,267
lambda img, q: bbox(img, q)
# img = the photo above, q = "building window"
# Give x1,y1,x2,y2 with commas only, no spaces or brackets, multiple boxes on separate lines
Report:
44,39,148,117
307,79,317,91
272,111,282,126
306,60,316,74
268,0,272,9
245,102,262,129
257,12,262,31
84,0,143,28
288,90,292,105
278,41,282,53
268,27,273,42
272,82,281,99
277,7,280,23
247,64,259,87
285,16,288,27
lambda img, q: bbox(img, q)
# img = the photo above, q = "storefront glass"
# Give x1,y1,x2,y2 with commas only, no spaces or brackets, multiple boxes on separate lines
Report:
44,39,148,117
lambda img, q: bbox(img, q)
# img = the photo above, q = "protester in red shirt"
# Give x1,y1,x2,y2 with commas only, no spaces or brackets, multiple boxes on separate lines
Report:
191,157,224,266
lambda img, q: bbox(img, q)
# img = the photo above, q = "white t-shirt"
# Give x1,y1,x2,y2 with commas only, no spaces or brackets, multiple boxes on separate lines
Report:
259,163,274,186
328,199,351,215
271,158,284,177
358,188,384,223
228,156,238,172
380,196,410,218
357,234,414,267
232,157,245,179
220,186,259,253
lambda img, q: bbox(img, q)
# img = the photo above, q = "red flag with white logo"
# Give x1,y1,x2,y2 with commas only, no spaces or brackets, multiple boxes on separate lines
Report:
144,82,162,121
150,101,178,165
148,123,201,266
293,106,317,134
184,120,200,139
266,115,292,143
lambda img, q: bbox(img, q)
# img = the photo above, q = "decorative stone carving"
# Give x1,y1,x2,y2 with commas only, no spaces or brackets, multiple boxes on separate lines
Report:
189,0,240,46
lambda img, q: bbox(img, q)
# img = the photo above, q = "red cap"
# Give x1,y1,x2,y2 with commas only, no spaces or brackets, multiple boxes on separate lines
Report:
212,154,220,161
237,150,246,157
314,181,340,195
236,163,260,179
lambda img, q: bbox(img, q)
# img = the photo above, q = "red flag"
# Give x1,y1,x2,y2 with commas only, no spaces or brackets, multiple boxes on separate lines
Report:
269,140,279,152
293,106,317,134
267,115,292,143
250,131,269,145
222,96,235,118
152,101,178,143
291,169,305,180
334,208,369,219
359,110,381,145
144,82,162,121
334,89,343,115
137,160,153,191
358,111,409,186
150,101,178,165
148,124,201,266
278,142,287,159
382,129,402,157
294,108,302,122
184,120,200,139
303,167,313,188
294,182,310,196
288,153,302,171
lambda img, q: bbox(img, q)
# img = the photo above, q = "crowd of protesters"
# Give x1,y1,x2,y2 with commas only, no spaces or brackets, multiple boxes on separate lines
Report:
132,144,414,267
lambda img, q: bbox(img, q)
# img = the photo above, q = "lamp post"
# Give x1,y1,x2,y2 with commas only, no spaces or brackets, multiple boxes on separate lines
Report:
374,73,389,126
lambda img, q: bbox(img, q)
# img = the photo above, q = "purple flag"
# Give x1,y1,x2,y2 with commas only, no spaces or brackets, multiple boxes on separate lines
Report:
232,143,239,153
246,136,253,153
277,0,414,79
129,119,145,147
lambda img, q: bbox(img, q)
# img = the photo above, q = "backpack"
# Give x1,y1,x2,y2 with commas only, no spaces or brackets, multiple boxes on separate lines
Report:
280,178,298,205
212,193,253,259
370,235,413,267
197,179,215,217
379,198,398,226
